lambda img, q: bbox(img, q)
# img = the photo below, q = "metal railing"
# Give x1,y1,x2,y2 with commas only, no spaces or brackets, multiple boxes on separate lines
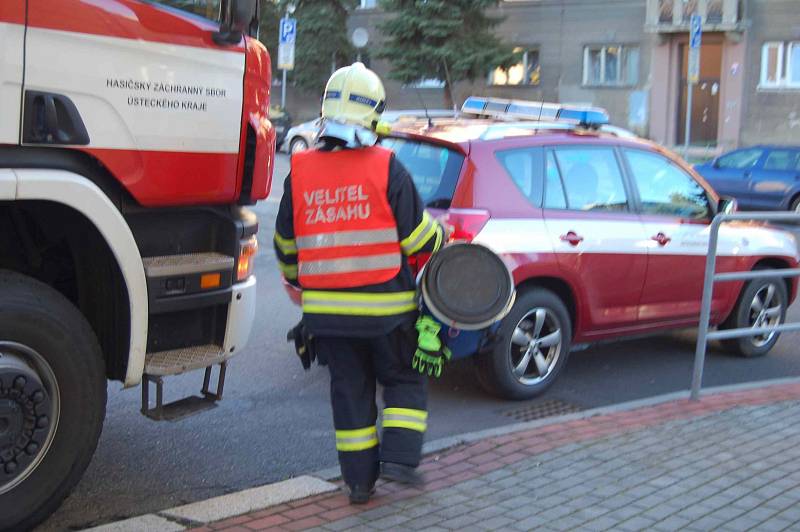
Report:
691,212,800,400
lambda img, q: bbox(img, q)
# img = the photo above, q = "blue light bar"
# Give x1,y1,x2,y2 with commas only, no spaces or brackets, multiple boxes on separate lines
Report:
461,96,609,128
557,106,610,126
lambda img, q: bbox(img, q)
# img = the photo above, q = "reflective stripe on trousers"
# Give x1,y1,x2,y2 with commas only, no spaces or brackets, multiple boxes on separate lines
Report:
299,253,401,277
382,408,428,433
296,228,399,250
302,290,417,316
336,426,379,452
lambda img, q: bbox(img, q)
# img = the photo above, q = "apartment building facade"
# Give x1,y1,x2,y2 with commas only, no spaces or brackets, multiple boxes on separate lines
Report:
351,0,800,151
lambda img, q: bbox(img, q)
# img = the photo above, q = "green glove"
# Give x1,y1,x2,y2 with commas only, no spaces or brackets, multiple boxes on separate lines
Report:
412,315,452,378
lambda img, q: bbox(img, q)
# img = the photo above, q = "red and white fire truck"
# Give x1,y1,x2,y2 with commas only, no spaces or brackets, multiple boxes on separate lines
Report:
0,1,274,528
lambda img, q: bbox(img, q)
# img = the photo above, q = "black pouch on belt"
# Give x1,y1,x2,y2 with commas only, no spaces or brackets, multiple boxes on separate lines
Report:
287,321,318,370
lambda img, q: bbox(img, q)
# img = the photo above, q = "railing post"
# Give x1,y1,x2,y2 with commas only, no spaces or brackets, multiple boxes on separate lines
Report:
691,214,725,400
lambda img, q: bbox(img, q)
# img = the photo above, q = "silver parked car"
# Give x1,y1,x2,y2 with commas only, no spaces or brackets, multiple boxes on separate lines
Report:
280,109,457,154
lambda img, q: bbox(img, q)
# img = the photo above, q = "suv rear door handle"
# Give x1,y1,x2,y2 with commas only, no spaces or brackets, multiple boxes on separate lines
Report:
560,231,584,246
651,232,672,246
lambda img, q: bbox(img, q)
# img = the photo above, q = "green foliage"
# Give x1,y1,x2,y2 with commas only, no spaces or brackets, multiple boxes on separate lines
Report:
377,0,517,100
259,0,358,96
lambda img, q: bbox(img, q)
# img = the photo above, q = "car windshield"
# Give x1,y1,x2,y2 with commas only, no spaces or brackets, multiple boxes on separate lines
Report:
380,137,465,208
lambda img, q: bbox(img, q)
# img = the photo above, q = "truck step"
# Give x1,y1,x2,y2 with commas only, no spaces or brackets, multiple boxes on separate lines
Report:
142,345,228,422
144,344,227,376
142,252,234,278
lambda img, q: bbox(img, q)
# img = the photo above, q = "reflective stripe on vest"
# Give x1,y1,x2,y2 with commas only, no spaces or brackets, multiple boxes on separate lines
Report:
299,253,401,276
291,147,401,289
302,290,417,316
335,426,379,452
382,408,428,433
296,228,398,250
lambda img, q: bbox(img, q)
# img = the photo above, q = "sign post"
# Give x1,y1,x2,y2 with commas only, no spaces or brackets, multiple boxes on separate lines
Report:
278,16,297,109
684,13,702,154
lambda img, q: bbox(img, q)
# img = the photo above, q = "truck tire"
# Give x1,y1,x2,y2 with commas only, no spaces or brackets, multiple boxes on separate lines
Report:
0,270,106,531
476,288,572,400
719,270,788,358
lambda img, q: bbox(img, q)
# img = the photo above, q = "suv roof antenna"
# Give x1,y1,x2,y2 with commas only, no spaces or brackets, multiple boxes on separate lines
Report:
415,87,434,128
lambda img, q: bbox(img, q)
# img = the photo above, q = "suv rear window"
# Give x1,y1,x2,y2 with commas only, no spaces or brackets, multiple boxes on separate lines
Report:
381,137,465,208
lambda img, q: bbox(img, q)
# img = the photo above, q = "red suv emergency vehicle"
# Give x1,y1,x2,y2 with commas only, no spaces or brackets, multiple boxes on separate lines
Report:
384,97,799,401
0,1,273,528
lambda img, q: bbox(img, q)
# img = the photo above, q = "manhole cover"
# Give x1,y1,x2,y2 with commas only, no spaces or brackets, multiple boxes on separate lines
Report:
502,399,582,422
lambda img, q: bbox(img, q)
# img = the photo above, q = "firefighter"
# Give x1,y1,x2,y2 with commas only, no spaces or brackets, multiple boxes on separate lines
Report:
274,63,445,504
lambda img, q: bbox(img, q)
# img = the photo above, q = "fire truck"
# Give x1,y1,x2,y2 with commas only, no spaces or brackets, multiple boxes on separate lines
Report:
0,1,274,528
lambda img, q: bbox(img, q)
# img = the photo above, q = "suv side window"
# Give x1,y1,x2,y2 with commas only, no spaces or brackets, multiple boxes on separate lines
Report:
763,149,800,171
550,147,628,212
624,149,711,219
716,148,763,170
150,1,222,22
496,147,545,207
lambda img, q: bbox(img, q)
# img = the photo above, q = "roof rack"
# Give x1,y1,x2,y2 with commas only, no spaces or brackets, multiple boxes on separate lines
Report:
461,96,610,129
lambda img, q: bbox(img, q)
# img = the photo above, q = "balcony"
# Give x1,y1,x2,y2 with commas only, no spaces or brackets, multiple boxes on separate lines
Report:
645,0,747,33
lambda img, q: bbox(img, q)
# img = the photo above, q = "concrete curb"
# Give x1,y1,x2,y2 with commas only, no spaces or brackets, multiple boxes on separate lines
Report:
83,376,800,530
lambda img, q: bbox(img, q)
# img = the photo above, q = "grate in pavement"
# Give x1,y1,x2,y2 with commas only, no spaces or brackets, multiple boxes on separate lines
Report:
501,399,583,422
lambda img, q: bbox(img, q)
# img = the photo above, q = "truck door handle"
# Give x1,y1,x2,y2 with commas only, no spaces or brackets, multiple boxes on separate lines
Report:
23,90,90,145
651,232,672,246
560,231,584,246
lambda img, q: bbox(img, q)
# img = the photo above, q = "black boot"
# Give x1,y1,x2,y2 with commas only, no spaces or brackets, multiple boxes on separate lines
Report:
380,462,425,486
347,484,374,505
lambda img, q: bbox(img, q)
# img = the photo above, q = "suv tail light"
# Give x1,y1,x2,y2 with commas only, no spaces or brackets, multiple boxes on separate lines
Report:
408,209,491,276
442,208,491,243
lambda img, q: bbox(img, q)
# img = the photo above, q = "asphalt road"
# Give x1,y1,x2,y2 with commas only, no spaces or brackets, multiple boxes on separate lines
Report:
39,155,800,530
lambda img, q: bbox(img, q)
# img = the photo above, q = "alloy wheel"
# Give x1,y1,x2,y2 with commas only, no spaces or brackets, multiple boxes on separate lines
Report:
0,342,60,495
509,308,563,386
748,283,783,348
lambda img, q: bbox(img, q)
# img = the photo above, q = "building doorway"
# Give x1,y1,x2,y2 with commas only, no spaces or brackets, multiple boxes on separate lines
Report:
677,41,722,146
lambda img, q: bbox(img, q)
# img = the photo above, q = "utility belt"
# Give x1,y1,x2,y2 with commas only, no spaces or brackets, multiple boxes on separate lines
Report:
287,243,514,377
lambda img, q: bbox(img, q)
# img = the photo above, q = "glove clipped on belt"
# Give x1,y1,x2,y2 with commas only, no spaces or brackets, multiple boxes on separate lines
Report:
413,315,452,378
287,321,316,370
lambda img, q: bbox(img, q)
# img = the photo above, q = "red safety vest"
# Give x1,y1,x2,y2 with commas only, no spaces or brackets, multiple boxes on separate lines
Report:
291,146,401,289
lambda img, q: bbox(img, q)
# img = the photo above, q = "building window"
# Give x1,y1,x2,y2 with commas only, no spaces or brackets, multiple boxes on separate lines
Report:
760,42,800,89
489,48,540,86
583,45,639,87
358,0,377,8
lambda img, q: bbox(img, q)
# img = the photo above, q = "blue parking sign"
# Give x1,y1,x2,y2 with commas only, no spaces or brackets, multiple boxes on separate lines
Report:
280,18,297,44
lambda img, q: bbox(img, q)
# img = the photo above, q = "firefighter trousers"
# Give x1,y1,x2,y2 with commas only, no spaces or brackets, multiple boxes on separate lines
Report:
316,323,428,490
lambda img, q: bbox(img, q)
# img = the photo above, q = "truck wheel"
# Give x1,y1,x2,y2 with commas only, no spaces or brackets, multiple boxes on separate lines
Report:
720,272,788,358
476,288,572,400
0,271,106,531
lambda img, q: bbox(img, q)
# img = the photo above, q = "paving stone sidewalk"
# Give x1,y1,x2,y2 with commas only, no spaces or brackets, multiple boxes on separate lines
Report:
193,382,800,532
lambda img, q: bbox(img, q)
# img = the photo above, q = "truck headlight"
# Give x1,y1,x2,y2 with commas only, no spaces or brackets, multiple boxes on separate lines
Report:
237,236,258,281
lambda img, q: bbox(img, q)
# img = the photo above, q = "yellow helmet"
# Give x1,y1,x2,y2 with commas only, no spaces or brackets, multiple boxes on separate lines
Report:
321,62,386,130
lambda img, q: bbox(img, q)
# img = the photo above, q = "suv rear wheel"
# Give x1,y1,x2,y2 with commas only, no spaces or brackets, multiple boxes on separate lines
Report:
720,272,788,358
0,271,106,531
477,288,572,400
